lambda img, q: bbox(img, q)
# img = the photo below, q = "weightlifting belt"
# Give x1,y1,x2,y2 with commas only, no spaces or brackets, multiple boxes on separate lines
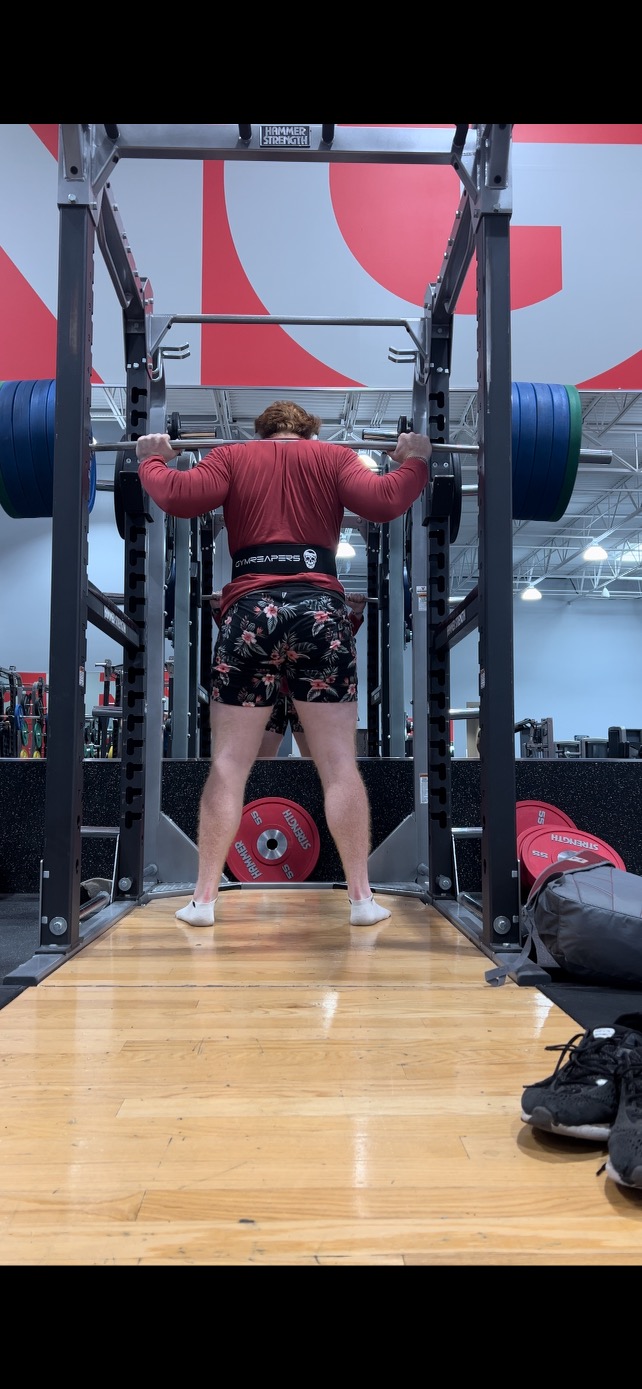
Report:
231,542,337,579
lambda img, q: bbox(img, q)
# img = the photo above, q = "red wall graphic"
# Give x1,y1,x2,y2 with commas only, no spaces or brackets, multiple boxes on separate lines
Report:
0,124,640,390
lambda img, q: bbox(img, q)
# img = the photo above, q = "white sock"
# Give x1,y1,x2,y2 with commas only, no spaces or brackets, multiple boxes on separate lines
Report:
175,898,217,927
349,895,391,927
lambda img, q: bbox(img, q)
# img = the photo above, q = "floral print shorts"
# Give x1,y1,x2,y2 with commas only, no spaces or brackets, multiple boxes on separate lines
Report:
211,586,358,708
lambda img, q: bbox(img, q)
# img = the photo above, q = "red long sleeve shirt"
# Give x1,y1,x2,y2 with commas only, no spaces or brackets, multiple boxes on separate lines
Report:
138,439,427,614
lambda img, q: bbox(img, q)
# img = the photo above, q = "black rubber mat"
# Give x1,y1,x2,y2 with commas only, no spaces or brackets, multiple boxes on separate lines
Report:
0,893,39,1009
538,979,642,1031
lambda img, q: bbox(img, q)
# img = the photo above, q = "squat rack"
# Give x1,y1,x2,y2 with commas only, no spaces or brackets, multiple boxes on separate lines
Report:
12,123,526,986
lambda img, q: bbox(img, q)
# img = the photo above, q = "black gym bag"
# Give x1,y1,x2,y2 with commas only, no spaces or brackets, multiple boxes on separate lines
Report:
486,860,642,987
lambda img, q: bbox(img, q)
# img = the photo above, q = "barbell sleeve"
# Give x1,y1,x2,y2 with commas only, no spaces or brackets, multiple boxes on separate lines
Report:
360,432,612,463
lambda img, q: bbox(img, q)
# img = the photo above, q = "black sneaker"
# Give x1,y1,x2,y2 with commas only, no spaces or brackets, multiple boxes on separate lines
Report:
605,1043,642,1190
521,1014,642,1141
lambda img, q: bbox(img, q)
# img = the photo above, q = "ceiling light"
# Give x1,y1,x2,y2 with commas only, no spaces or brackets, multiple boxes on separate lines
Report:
357,452,379,471
521,585,542,602
602,587,611,599
336,539,356,559
582,543,608,562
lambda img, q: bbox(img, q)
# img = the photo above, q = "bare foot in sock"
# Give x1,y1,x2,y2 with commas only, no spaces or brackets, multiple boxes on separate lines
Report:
175,899,217,927
349,896,391,927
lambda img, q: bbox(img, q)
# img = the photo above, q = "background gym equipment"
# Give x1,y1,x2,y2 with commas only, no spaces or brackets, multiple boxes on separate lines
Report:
0,668,48,759
0,380,97,519
225,797,321,883
607,726,642,759
518,824,626,890
515,799,577,840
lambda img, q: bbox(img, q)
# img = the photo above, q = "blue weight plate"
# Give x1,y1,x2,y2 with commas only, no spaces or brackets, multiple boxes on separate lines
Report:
12,379,50,516
522,383,555,522
510,382,522,517
45,378,56,474
0,383,20,518
534,383,570,522
0,380,31,517
29,379,54,515
512,382,537,520
89,451,96,512
43,378,95,514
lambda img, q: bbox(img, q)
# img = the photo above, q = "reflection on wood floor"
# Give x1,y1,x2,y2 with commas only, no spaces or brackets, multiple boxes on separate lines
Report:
0,885,640,1266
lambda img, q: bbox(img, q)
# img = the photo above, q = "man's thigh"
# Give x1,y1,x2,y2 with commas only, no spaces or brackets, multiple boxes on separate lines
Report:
209,701,270,769
291,698,358,772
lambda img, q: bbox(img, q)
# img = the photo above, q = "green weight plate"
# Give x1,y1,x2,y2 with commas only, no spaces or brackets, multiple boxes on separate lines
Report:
0,380,31,517
0,383,20,518
520,383,555,522
33,721,42,749
21,723,29,746
12,379,50,516
535,383,571,522
549,385,582,522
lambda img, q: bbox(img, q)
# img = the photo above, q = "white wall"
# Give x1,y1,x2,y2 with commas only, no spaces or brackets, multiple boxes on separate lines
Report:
443,597,642,754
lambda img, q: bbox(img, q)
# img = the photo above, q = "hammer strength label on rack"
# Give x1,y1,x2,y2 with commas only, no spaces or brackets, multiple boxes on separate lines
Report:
260,125,311,148
233,840,262,879
103,606,127,636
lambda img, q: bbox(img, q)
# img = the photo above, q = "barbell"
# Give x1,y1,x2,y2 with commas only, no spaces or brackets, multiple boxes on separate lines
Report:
0,379,608,544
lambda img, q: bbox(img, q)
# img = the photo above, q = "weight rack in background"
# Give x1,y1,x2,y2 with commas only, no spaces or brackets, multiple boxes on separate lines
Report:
0,667,48,759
